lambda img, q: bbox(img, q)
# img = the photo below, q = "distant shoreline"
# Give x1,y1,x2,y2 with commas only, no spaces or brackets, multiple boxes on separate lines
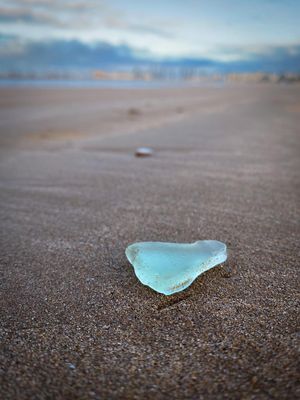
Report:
0,79,227,89
1,72,299,89
0,78,299,90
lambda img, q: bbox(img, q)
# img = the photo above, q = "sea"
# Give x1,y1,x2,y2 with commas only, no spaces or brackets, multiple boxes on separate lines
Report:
0,79,225,89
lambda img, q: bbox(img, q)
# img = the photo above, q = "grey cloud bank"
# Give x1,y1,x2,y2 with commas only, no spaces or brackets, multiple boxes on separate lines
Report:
0,37,299,74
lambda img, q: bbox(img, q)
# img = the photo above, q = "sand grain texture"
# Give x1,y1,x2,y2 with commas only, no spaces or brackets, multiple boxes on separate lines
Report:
0,84,299,399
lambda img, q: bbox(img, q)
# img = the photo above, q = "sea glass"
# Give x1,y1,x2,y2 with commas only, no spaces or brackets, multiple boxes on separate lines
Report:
126,240,227,295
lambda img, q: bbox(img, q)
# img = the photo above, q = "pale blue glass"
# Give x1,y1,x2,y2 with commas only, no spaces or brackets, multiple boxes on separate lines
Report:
125,240,227,295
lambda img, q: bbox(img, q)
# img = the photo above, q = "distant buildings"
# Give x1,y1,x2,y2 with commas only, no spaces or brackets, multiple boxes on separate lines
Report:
0,68,299,84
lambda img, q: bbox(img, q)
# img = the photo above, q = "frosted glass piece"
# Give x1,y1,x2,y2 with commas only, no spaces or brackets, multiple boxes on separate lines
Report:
126,240,227,295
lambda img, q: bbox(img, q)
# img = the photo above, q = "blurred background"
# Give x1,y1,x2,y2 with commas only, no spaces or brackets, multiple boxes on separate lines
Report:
0,0,300,83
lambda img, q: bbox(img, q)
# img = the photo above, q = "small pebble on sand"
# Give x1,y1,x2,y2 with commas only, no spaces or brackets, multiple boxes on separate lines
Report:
135,147,153,157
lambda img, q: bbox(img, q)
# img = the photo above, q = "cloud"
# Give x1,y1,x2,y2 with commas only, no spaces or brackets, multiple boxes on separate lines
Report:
0,38,144,70
0,32,26,56
0,1,173,37
105,17,174,39
0,5,67,26
0,36,299,73
222,44,300,73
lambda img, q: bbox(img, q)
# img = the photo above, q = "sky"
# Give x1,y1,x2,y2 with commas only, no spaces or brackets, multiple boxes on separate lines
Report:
0,0,300,73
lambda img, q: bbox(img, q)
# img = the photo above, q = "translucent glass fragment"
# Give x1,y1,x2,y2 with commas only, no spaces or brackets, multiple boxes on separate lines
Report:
126,240,227,295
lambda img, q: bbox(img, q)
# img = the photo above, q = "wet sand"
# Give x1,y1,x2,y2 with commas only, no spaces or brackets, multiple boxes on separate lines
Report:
0,84,299,399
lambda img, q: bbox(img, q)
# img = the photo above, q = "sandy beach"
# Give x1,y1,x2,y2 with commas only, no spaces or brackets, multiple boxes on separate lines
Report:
0,83,299,399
